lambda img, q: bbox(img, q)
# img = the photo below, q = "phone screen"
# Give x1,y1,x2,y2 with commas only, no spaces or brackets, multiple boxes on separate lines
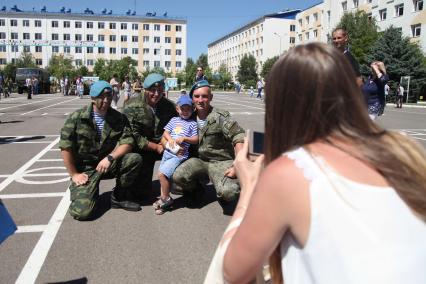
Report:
250,131,265,155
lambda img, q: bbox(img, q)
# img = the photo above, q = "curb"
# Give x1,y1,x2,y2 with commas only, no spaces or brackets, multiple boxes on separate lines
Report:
386,103,426,109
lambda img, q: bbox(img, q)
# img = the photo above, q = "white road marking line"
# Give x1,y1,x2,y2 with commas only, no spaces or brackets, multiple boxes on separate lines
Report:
16,225,48,233
230,111,265,115
0,137,60,193
21,98,79,115
0,135,59,137
0,141,56,144
49,149,60,151
37,159,63,162
0,175,9,178
16,188,71,284
412,137,426,141
64,113,69,116
0,192,66,199
41,113,48,116
23,173,68,177
215,98,264,110
0,97,61,111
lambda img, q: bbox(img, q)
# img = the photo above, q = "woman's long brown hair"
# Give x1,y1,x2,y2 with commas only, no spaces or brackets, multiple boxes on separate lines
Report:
264,43,426,283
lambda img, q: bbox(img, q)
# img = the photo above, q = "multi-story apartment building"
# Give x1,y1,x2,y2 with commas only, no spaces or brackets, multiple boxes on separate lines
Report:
302,0,425,52
296,2,326,43
208,10,300,80
0,8,187,74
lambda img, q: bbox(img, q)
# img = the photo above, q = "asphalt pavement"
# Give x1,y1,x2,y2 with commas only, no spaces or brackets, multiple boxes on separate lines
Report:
0,91,425,283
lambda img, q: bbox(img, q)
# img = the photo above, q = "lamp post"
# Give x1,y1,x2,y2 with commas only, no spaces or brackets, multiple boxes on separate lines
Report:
273,32,282,56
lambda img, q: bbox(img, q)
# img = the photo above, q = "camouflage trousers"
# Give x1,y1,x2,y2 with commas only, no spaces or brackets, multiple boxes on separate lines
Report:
132,150,163,194
68,153,142,220
173,158,240,202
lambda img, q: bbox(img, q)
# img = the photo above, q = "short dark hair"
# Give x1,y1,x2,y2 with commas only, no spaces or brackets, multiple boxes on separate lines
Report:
332,27,347,37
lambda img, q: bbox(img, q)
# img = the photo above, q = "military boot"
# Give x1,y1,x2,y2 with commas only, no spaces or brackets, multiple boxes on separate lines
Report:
110,187,141,211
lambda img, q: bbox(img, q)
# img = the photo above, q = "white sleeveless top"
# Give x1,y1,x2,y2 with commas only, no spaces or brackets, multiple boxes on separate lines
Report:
281,147,426,284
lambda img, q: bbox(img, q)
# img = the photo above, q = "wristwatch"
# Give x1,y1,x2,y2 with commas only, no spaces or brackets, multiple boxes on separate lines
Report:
107,154,114,162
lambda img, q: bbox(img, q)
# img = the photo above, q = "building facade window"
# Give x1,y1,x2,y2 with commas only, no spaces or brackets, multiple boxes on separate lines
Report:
132,36,138,42
412,24,421,37
35,46,42,52
52,46,59,53
154,60,160,67
395,4,404,16
75,34,82,41
11,19,18,26
121,48,127,54
176,25,182,32
176,61,182,67
63,34,70,40
165,61,171,68
313,13,318,21
87,34,93,41
154,24,160,31
121,23,127,30
165,49,171,55
0,19,5,26
143,48,149,54
98,22,105,29
154,48,160,55
132,23,138,30
165,24,171,31
143,24,149,30
110,23,116,29
176,49,182,56
87,47,93,53
176,37,182,44
165,37,171,43
379,9,387,21
0,32,5,39
110,35,116,41
98,35,105,41
36,59,42,65
23,46,30,52
154,36,160,43
290,24,296,32
23,33,30,40
35,20,42,27
0,45,6,52
353,0,359,8
0,58,6,65
290,37,295,44
64,21,70,28
98,47,105,53
87,59,94,66
11,32,18,39
35,33,42,40
110,47,116,54
75,21,82,28
342,1,348,11
132,48,138,54
75,47,82,53
87,22,93,29
51,33,58,40
121,35,127,42
11,45,19,52
414,0,423,11
52,21,59,27
64,46,70,53
143,36,149,42
75,59,82,66
143,60,149,67
23,19,29,26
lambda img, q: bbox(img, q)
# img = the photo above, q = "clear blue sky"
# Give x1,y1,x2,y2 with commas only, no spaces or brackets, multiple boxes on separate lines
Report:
3,0,321,59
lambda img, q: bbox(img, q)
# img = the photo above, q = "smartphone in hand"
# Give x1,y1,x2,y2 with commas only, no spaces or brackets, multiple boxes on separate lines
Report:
248,129,264,156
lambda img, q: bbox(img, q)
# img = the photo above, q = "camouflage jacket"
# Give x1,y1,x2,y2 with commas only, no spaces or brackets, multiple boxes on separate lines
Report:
58,104,134,169
197,107,245,162
123,93,177,151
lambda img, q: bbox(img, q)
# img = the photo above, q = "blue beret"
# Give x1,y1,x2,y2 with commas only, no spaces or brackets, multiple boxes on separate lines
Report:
143,73,165,89
176,95,193,106
189,80,210,98
90,80,112,97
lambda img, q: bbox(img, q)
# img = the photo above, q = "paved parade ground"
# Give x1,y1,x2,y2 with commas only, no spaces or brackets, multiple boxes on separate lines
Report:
0,91,425,283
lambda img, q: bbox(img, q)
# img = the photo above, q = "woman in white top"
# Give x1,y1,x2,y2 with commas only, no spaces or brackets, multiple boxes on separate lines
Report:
211,43,426,284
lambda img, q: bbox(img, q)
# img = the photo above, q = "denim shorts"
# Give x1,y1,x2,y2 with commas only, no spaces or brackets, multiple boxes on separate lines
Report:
158,151,185,179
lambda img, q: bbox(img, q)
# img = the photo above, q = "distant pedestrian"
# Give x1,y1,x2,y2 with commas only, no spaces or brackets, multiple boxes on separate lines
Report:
110,74,120,109
249,86,254,98
122,76,132,104
396,82,404,108
132,78,142,97
256,79,263,99
26,77,32,99
64,77,70,96
0,73,4,99
32,76,39,96
195,66,207,83
76,76,84,99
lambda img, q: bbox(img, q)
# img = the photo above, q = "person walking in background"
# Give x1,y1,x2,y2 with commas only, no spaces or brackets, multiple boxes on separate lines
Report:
59,81,143,220
384,82,390,103
205,42,426,284
396,82,404,108
249,86,254,98
195,66,207,83
25,77,32,99
154,95,198,215
64,76,70,96
110,74,120,109
122,76,132,104
332,28,363,87
132,77,142,98
362,61,389,120
256,79,263,99
76,76,84,99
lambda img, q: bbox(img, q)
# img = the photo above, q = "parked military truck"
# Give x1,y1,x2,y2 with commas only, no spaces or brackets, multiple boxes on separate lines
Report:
16,68,50,94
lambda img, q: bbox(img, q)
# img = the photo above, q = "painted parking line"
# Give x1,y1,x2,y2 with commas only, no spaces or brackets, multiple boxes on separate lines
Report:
21,98,79,115
15,188,70,284
0,97,63,111
0,137,60,193
0,192,66,199
16,225,48,233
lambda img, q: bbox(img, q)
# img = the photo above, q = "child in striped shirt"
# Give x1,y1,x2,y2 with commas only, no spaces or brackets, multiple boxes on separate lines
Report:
153,95,198,215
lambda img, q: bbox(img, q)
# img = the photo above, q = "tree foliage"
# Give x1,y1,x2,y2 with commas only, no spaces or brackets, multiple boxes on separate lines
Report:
47,54,75,79
335,11,379,67
211,64,232,90
261,56,279,79
15,52,37,68
365,26,426,98
94,57,138,81
237,54,258,88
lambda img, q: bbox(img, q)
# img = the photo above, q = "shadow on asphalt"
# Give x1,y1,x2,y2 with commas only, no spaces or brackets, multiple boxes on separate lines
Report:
0,135,45,144
46,277,88,284
82,192,112,222
0,120,24,124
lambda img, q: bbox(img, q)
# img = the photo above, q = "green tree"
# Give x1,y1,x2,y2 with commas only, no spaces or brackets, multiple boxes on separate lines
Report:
335,11,379,67
93,58,107,77
47,54,75,79
184,58,196,87
175,70,186,89
94,57,138,81
3,63,17,81
211,64,232,90
141,66,166,80
76,66,89,77
195,53,212,80
15,52,36,68
237,54,258,88
261,56,279,79
365,26,426,99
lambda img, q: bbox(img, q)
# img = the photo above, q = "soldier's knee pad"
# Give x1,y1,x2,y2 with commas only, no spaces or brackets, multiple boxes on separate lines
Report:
217,185,240,202
69,198,95,221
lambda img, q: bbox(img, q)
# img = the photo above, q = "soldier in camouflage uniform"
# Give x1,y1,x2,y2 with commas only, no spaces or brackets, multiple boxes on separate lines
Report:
173,80,245,202
123,73,177,195
59,80,142,221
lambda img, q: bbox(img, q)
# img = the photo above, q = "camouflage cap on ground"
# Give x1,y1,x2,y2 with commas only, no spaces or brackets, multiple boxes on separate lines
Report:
143,73,165,89
189,80,210,98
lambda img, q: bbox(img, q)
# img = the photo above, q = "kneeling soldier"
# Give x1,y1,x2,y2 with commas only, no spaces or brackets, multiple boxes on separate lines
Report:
59,80,142,220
